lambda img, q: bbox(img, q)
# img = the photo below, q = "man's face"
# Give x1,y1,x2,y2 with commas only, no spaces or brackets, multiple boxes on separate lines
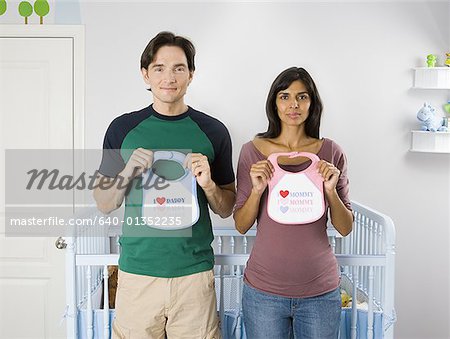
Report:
142,45,193,106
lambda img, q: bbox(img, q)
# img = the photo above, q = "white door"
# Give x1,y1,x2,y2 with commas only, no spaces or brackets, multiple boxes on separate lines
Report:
0,27,84,339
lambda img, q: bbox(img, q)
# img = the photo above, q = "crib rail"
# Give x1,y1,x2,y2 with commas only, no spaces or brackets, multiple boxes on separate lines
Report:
73,255,392,339
339,201,396,339
66,200,396,339
74,253,251,339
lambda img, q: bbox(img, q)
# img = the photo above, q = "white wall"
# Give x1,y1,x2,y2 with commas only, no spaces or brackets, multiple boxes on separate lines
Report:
5,1,445,337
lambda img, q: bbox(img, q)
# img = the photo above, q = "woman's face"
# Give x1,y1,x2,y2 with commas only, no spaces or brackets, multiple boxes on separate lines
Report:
275,80,311,128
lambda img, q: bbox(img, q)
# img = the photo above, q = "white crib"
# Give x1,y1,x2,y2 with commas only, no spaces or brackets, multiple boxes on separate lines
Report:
64,200,396,339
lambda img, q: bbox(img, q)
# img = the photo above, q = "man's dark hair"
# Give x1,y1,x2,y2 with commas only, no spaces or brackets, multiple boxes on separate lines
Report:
140,31,196,72
257,67,323,139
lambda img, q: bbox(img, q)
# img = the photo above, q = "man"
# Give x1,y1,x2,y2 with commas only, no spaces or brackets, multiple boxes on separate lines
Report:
94,31,236,339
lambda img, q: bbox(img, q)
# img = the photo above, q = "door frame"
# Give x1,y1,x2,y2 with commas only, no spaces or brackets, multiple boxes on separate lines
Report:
0,25,85,338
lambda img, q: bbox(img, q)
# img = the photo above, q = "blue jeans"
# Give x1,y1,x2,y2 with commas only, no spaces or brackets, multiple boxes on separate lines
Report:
242,283,341,339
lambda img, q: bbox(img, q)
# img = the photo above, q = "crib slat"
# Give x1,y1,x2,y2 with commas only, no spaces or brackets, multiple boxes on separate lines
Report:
230,236,236,273
65,237,77,339
230,236,235,254
367,266,374,339
86,265,93,339
330,234,336,253
237,296,242,338
218,236,223,254
351,266,358,339
103,265,110,339
219,264,225,332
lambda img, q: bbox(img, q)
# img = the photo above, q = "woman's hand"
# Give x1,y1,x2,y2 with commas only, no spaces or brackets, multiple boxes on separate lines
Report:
250,160,274,195
234,159,274,234
317,160,340,193
316,160,353,236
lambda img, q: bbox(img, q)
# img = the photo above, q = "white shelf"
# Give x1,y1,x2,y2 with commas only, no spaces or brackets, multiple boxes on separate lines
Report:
413,67,450,89
410,130,450,153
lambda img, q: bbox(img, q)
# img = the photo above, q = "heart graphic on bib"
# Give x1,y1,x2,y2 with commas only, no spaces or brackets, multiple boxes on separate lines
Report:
156,197,166,205
280,206,289,213
279,190,289,198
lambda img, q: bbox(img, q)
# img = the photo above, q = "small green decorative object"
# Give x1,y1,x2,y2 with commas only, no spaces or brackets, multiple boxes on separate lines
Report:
34,0,49,24
444,101,450,114
0,0,7,16
426,54,436,67
18,1,32,24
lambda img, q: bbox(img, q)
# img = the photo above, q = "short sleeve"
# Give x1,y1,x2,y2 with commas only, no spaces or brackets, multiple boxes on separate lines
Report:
235,143,256,210
98,118,126,178
211,126,235,186
334,149,352,211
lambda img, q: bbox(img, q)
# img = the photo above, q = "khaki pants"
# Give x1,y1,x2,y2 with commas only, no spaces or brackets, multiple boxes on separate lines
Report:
112,269,221,339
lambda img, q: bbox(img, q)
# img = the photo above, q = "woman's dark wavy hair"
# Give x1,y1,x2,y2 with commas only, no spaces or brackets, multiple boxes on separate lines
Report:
257,67,323,139
140,31,196,72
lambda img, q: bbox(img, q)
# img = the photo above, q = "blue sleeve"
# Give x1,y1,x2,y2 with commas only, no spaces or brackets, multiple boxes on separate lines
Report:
98,117,126,178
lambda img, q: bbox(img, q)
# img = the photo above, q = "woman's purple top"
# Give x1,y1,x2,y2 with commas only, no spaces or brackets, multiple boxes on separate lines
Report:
235,138,352,298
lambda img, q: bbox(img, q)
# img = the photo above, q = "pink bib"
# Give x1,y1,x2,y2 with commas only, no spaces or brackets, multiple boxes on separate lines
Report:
267,152,325,224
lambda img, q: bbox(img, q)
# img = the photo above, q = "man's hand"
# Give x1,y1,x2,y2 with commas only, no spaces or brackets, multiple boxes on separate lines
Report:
184,153,213,189
94,148,154,214
183,152,235,218
119,148,154,183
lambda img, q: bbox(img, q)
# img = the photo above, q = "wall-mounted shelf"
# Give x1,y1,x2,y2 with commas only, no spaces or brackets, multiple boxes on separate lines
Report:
413,67,450,89
410,130,450,153
411,67,450,153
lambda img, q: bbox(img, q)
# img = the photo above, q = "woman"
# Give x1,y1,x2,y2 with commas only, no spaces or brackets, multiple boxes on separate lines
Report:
234,67,353,339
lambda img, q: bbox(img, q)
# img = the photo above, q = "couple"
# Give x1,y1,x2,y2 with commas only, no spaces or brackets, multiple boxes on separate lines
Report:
94,31,353,339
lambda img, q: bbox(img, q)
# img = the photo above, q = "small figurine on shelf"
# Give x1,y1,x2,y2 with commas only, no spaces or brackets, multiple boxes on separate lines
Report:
444,101,450,114
417,102,448,132
445,53,450,67
444,101,450,128
426,54,437,67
